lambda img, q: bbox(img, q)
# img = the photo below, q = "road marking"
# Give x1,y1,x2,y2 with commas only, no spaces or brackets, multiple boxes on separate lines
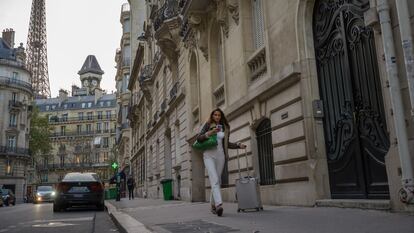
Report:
32,222,79,228
32,216,94,223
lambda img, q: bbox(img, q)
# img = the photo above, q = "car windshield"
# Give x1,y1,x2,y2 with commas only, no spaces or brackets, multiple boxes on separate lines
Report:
37,186,53,191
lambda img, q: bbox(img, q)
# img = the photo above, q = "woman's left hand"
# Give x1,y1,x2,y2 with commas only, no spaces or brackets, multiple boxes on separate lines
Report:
239,143,247,149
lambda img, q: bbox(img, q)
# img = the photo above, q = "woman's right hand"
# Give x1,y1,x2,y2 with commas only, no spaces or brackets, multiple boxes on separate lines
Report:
206,129,217,137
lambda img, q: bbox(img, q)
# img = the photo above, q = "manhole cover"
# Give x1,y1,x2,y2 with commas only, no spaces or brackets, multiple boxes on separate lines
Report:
157,220,239,233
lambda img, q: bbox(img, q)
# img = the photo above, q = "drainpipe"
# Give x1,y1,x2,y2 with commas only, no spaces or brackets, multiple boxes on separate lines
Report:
395,0,414,119
377,0,414,204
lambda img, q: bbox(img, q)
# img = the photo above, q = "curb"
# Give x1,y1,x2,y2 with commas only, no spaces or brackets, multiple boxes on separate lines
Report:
105,201,153,233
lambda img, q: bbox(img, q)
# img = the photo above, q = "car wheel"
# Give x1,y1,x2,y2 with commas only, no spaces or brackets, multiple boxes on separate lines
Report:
53,204,61,212
12,201,15,206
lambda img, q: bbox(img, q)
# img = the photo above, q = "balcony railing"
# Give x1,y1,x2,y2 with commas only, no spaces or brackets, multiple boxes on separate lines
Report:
9,100,24,109
139,64,154,84
0,76,32,92
48,115,116,124
213,83,225,106
169,81,179,101
153,0,180,32
50,129,116,138
37,162,110,170
0,146,30,156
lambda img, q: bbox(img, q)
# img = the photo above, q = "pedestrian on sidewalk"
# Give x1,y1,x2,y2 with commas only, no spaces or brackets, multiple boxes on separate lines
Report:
127,175,135,200
196,108,246,217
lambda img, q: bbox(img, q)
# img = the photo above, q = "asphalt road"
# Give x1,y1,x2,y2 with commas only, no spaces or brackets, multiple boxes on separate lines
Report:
0,203,119,233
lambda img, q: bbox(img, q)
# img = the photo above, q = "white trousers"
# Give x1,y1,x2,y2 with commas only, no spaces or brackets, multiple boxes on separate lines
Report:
203,151,225,207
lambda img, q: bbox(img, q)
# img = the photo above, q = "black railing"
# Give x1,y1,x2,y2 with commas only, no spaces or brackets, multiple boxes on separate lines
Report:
0,76,32,91
51,129,116,137
256,119,276,186
170,81,179,100
153,0,180,31
0,146,30,156
139,64,154,84
8,100,24,109
48,115,116,124
36,162,110,170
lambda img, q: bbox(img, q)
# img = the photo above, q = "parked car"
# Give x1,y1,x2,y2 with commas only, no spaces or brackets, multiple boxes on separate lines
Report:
0,189,16,206
53,172,104,212
34,186,56,204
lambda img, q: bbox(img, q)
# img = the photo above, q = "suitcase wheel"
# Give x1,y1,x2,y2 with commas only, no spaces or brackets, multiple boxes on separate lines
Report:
260,207,264,210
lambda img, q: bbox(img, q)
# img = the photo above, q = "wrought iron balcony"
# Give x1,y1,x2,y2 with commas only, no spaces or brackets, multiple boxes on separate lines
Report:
8,100,24,110
139,64,154,84
0,76,32,93
0,146,30,157
153,0,180,32
36,162,110,170
48,115,116,124
169,81,179,101
50,129,116,138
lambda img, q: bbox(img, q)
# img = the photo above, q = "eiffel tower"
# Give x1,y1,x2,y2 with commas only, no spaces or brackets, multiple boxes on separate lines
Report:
26,0,51,99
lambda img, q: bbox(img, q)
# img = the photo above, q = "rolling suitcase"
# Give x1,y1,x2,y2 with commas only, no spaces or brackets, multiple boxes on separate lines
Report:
235,149,263,212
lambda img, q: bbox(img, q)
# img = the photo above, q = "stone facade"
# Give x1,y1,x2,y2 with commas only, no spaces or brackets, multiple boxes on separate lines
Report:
0,29,33,203
115,3,133,176
35,55,117,185
126,0,414,212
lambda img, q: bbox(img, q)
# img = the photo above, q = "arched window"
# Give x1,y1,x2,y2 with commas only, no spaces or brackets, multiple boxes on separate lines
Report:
256,118,275,185
251,0,265,49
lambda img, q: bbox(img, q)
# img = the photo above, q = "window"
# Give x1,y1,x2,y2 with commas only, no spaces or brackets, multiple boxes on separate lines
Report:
62,113,68,122
63,104,68,109
51,105,56,110
9,113,17,127
61,126,66,136
88,102,92,108
12,72,18,80
87,112,93,120
100,101,104,107
96,122,102,133
107,101,111,106
78,112,84,120
252,0,265,49
98,111,103,120
103,137,109,148
46,105,50,111
104,122,109,132
82,103,86,108
256,119,275,185
7,136,16,150
106,110,111,119
103,152,108,161
77,125,82,134
41,173,48,182
11,92,17,102
86,124,92,133
5,160,12,175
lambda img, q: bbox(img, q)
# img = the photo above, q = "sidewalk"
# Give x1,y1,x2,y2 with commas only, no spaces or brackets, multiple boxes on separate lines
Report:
105,198,414,233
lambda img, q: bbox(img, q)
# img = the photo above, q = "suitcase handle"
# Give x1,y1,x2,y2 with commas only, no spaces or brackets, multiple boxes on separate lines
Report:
237,148,250,179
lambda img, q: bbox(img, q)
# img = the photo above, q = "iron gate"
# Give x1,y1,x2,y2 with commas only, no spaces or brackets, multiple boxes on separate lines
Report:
256,119,275,185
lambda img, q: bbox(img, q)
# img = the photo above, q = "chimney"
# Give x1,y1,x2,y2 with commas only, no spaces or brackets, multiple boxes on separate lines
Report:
59,89,68,101
2,28,15,48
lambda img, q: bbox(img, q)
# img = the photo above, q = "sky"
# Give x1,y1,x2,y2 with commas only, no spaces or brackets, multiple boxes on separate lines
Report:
0,0,128,97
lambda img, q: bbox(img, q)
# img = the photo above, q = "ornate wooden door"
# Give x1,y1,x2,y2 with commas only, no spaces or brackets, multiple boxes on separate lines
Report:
313,0,390,199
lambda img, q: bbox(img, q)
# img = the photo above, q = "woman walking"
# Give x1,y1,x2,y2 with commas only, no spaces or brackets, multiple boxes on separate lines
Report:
196,108,246,217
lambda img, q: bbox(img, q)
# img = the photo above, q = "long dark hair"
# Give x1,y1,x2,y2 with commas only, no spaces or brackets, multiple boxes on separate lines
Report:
207,108,229,127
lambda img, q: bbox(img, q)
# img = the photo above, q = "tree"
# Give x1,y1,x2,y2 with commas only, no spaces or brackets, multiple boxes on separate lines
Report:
29,105,53,161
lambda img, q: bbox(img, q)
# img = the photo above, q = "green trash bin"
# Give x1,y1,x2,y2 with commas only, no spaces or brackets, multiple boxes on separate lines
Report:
160,179,173,200
108,187,117,199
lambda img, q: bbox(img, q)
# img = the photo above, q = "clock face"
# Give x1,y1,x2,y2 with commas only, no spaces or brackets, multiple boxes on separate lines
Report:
92,80,98,86
83,80,89,87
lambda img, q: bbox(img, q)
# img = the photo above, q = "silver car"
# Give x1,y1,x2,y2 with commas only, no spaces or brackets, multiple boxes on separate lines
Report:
34,186,56,203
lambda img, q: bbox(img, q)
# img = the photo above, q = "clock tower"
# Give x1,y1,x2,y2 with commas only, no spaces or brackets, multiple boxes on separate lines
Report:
78,55,104,95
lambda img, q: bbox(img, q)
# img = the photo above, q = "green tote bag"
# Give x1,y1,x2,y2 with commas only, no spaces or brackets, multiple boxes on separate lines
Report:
192,134,217,151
